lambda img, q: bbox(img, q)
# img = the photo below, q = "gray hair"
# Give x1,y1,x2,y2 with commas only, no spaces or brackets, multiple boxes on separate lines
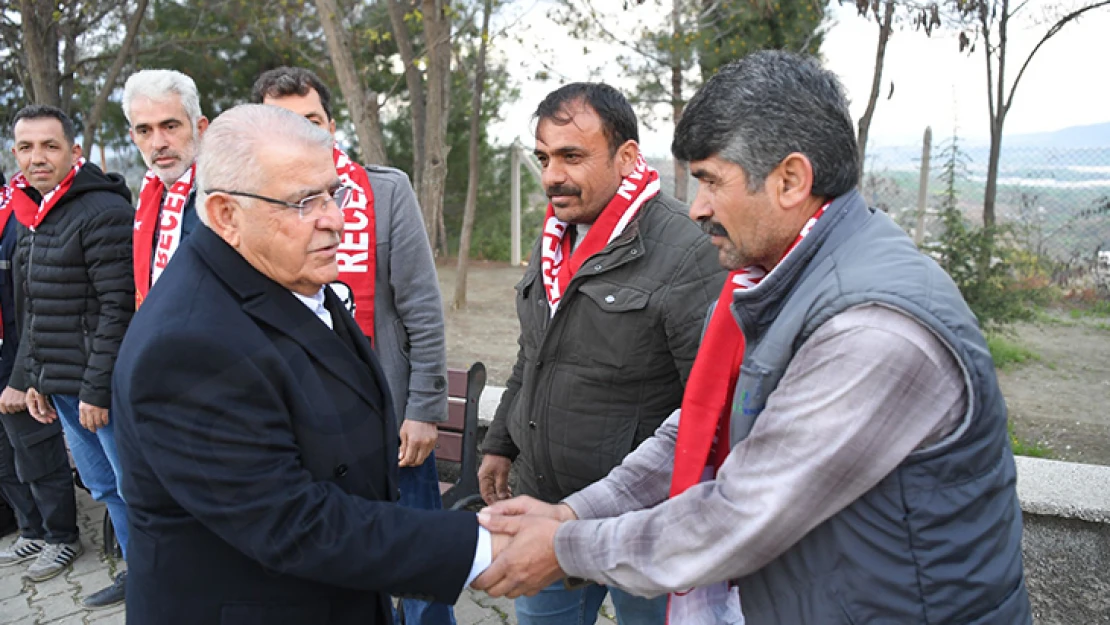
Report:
122,69,204,128
672,50,859,198
196,104,333,226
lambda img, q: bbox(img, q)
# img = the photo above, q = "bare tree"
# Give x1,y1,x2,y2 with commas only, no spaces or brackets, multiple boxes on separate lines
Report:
385,0,427,193
315,0,389,164
83,0,149,152
453,0,493,309
20,0,62,107
856,0,895,174
420,0,453,254
967,0,1108,231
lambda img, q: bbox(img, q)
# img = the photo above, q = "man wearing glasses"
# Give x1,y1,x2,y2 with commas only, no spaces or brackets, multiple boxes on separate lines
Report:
112,104,496,624
251,67,455,625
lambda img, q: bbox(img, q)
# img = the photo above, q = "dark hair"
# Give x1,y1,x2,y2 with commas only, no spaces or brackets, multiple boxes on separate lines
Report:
250,67,334,121
533,83,638,155
673,50,859,198
12,105,76,145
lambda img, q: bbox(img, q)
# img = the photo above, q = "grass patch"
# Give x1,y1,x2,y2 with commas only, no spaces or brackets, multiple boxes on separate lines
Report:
1008,422,1052,459
987,334,1040,371
1069,299,1110,319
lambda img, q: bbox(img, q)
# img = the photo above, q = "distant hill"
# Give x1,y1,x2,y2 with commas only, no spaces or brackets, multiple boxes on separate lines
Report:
1002,122,1110,149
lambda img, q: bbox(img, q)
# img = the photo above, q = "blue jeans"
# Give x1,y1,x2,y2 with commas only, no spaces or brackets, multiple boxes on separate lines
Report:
515,580,668,625
393,450,456,625
52,394,129,559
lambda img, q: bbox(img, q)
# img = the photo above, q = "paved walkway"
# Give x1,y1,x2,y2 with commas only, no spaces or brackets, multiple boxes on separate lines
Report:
0,490,617,624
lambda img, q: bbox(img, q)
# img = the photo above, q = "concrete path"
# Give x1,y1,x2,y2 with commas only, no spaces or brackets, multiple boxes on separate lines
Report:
0,490,618,624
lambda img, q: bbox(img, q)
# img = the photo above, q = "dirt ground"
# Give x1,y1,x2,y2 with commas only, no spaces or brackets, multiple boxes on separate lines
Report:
437,260,1110,467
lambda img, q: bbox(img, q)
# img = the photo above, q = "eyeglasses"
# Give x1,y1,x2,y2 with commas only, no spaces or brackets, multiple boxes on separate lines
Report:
205,184,355,220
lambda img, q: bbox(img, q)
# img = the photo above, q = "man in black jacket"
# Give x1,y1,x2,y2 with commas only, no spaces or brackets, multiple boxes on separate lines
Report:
0,163,80,582
8,105,135,608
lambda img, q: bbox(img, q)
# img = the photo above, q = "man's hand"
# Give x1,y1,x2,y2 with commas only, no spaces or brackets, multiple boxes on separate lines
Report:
478,454,513,504
0,387,27,414
486,496,578,523
24,388,57,424
472,512,564,598
398,420,438,467
79,402,110,433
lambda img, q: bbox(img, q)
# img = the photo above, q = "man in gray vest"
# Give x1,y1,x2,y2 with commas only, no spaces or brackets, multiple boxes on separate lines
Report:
473,50,1031,624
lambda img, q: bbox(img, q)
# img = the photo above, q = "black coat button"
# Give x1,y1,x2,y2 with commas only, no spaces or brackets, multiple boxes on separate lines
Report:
535,360,544,370
334,464,348,478
529,420,537,429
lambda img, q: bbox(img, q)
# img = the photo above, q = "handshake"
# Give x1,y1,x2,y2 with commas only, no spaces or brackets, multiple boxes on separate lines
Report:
469,495,580,598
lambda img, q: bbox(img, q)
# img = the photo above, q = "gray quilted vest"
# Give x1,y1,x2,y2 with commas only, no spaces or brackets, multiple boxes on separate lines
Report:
727,190,1031,624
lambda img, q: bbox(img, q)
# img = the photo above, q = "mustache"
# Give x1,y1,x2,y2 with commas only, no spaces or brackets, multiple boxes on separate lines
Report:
699,218,729,238
546,184,581,199
151,149,180,162
311,233,341,251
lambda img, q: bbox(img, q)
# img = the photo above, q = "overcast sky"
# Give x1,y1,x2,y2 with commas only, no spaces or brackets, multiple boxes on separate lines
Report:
487,0,1110,157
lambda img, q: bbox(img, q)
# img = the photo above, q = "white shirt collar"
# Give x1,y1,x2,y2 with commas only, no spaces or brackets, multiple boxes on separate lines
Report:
291,288,333,329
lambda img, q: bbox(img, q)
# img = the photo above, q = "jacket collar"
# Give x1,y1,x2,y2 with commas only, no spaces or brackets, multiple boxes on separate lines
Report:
730,189,871,344
191,226,384,411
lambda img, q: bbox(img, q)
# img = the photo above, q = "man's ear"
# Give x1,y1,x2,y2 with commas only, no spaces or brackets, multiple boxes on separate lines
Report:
615,140,640,178
72,143,83,161
773,152,815,211
196,116,210,138
204,194,242,248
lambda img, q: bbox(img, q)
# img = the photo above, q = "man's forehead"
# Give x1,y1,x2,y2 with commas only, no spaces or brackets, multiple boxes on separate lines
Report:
535,103,605,148
13,118,67,142
130,94,188,123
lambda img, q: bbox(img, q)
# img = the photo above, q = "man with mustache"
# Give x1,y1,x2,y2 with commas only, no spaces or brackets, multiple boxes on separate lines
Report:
112,104,501,624
476,51,1031,625
6,105,135,607
478,83,724,625
251,66,454,625
122,69,209,308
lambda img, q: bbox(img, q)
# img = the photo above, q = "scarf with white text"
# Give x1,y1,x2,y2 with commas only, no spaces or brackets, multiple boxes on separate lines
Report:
539,154,659,315
133,164,195,307
330,146,377,340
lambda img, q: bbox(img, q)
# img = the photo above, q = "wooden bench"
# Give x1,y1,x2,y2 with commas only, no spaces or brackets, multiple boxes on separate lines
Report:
437,362,486,510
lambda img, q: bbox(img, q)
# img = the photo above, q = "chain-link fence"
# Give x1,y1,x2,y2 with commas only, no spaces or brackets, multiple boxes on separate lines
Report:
863,141,1110,291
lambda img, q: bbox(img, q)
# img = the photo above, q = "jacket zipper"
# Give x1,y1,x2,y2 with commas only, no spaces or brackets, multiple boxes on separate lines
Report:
27,226,43,389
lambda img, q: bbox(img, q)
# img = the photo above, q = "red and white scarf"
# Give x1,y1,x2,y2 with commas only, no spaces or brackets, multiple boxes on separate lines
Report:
666,201,830,625
0,185,12,340
330,146,377,340
539,154,659,315
10,158,84,230
133,164,195,308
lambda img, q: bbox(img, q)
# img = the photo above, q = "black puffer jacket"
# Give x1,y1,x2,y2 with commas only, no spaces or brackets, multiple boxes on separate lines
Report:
11,163,135,408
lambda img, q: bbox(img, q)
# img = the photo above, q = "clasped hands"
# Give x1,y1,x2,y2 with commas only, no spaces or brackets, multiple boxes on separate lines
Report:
471,496,578,598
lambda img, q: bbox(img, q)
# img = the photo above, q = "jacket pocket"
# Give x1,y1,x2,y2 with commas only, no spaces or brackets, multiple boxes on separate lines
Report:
220,601,331,625
570,281,652,370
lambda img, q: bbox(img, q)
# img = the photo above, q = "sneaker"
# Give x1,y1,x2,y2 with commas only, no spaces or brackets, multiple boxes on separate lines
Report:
83,570,126,610
23,540,83,582
0,536,45,566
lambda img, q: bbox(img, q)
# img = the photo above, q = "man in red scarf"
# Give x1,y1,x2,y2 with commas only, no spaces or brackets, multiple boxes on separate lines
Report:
7,105,136,609
473,52,1030,625
477,83,724,625
122,69,209,308
251,67,454,625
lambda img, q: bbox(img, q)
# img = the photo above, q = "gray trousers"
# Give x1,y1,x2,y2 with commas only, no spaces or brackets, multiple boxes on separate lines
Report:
0,411,78,544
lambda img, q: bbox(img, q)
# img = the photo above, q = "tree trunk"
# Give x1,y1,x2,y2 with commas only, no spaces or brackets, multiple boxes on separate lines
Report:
314,0,388,164
385,0,427,193
671,0,688,202
857,0,894,179
21,0,61,107
419,0,452,251
84,0,150,152
453,0,493,310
